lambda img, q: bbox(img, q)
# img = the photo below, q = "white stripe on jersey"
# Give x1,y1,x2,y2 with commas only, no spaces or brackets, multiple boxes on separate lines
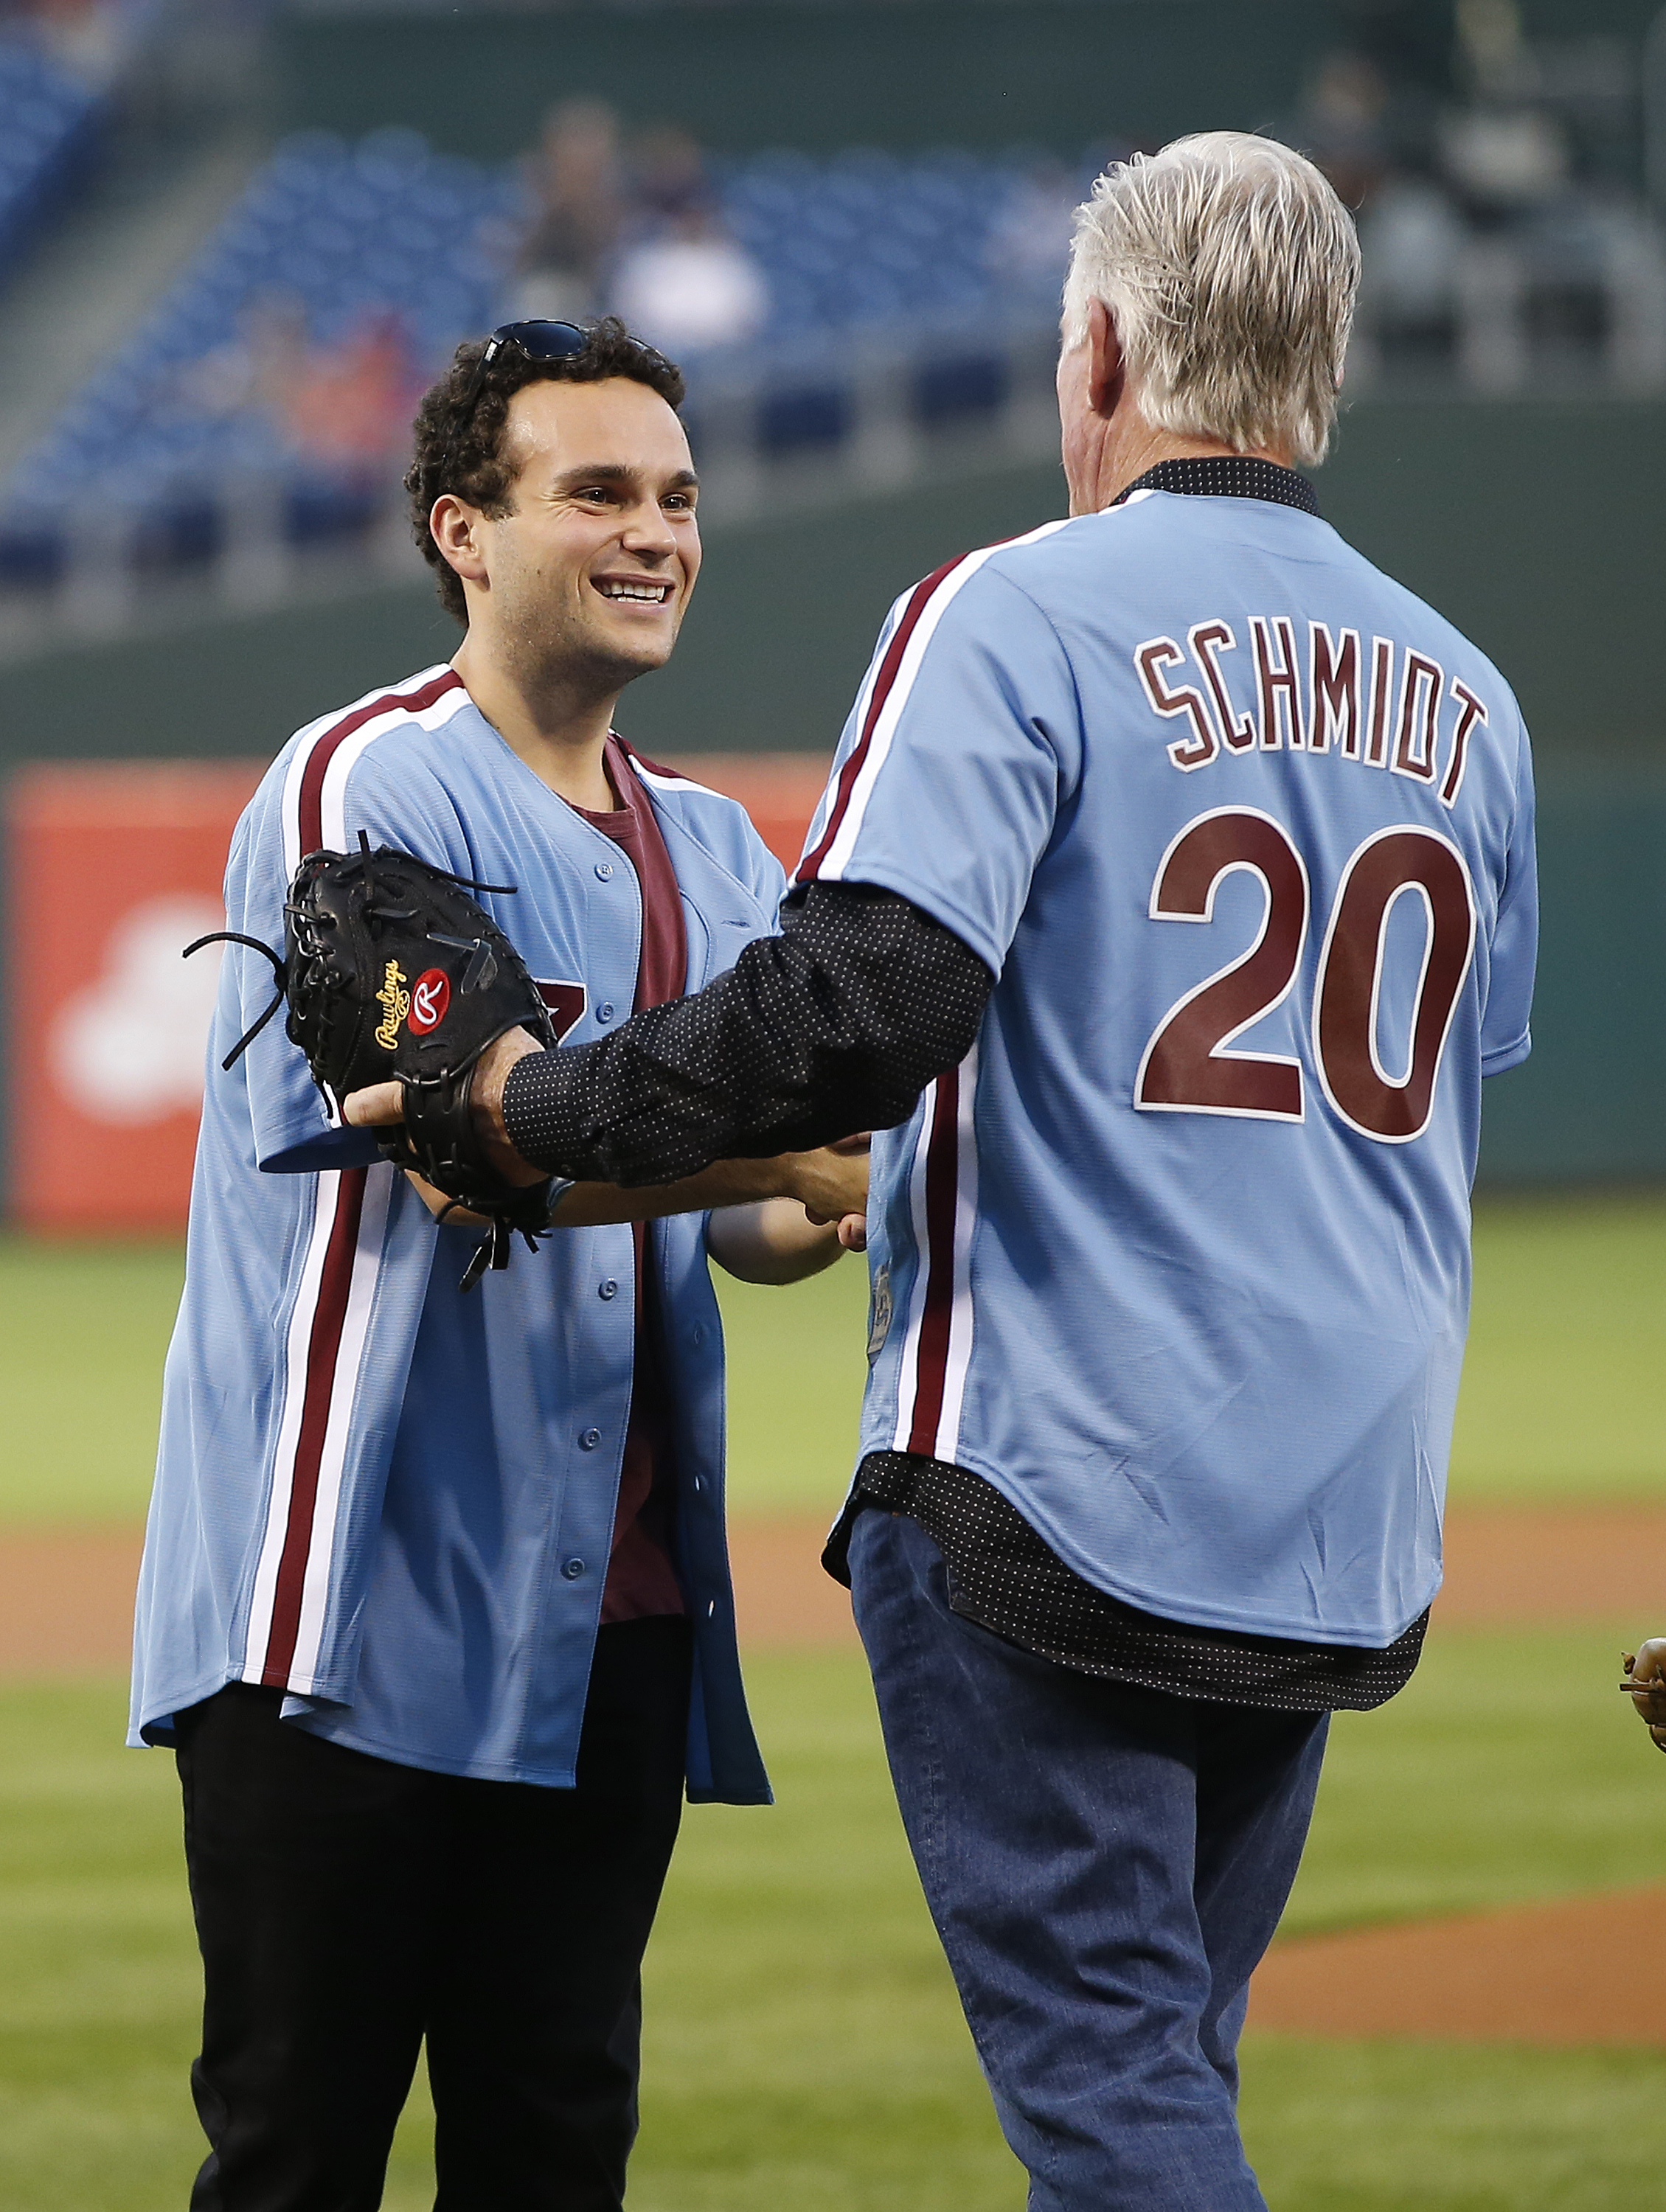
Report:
628,759,724,799
286,1163,394,1692
243,1168,342,1680
798,598,904,865
933,1041,981,1464
889,1086,939,1454
887,1041,981,1463
249,669,466,1688
816,520,1074,883
278,665,468,875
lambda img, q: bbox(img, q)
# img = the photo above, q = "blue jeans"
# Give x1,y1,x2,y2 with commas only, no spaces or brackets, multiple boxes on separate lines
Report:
847,1509,1327,2212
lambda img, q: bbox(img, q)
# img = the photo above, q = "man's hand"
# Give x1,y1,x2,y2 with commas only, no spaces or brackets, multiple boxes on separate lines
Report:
348,1043,872,1248
1621,1641,1666,1751
777,1135,869,1251
344,1026,545,1189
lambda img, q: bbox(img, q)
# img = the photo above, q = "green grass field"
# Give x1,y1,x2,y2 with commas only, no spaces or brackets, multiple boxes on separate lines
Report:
4,1188,1665,1525
3,1646,1665,2212
0,1192,1664,2206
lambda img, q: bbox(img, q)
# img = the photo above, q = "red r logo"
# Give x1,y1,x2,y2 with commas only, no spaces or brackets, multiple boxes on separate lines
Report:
406,968,451,1035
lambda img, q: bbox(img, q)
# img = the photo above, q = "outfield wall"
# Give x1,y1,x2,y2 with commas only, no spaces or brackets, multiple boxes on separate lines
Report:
4,400,1659,768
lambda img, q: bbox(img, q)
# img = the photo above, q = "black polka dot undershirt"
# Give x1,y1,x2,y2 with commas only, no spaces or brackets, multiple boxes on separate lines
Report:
832,1453,1428,1714
501,882,993,1186
1115,454,1322,514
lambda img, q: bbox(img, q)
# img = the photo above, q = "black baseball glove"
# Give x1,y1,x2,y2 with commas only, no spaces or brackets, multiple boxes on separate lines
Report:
188,835,560,1290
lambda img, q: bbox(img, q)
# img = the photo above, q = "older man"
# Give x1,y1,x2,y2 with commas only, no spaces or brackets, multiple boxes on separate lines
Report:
354,136,1537,2208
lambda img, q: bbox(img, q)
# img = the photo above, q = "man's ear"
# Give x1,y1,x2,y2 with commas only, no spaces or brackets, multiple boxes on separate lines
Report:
430,495,490,593
1086,296,1127,420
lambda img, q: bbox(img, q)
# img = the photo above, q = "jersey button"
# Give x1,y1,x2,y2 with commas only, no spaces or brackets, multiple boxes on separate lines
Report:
594,861,614,881
597,1003,615,1023
579,1427,602,1450
561,1557,587,1580
598,1279,618,1300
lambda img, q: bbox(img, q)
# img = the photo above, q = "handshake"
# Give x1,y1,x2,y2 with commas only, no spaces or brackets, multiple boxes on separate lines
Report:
196,838,868,1291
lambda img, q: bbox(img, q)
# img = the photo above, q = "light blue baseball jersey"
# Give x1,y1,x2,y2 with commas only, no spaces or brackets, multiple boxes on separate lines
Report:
131,664,782,1801
798,488,1535,1646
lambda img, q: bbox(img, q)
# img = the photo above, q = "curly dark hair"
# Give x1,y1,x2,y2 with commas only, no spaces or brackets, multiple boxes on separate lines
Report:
405,317,687,625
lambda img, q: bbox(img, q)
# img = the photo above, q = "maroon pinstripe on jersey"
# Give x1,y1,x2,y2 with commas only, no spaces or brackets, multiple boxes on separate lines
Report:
294,667,464,852
904,1066,963,1456
245,669,468,1693
796,554,968,884
258,1169,367,1684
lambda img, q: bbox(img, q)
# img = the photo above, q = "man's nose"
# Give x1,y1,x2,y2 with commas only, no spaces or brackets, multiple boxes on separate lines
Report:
619,501,677,557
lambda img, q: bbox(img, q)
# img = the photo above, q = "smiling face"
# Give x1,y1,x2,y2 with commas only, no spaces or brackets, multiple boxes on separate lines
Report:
441,375,701,700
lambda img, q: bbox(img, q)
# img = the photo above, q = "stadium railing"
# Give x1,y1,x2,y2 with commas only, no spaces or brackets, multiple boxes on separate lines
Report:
0,127,1662,653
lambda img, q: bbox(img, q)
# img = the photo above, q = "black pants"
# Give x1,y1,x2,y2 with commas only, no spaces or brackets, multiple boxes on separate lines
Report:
175,1616,694,2212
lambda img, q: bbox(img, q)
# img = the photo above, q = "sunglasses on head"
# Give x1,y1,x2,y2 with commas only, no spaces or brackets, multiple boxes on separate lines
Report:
455,319,673,417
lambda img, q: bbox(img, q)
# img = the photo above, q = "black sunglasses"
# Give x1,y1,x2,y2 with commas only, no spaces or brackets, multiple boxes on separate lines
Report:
456,319,676,419
457,319,590,415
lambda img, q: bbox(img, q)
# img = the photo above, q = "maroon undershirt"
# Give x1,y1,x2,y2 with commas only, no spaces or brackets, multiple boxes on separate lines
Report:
573,737,689,1624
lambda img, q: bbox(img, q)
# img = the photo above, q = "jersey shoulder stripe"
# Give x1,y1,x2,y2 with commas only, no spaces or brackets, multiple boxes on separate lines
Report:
279,665,468,872
617,739,698,787
616,739,737,808
796,520,1073,886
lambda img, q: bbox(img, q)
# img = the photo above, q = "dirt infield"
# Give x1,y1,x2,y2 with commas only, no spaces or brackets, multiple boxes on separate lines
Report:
0,1529,142,1674
0,1520,859,1677
4,1505,1665,2046
1249,1887,1666,2045
5,1503,1666,1677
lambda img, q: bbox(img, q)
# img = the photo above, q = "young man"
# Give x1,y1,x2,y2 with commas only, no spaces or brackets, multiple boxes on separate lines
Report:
132,317,865,2211
356,141,1538,2208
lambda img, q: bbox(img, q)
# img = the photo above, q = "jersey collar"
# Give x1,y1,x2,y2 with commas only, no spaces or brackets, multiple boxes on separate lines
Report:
1112,455,1319,515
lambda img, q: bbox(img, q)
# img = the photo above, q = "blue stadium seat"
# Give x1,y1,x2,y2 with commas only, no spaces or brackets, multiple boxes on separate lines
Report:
0,38,105,276
0,127,1085,588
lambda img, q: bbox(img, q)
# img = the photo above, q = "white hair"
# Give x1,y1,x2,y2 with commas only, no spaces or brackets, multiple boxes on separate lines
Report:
1061,131,1360,467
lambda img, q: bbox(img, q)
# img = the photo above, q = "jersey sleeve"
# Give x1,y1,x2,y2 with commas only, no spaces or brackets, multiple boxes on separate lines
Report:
743,830,788,925
1479,720,1537,1077
212,780,331,1173
221,735,474,1173
796,563,1083,975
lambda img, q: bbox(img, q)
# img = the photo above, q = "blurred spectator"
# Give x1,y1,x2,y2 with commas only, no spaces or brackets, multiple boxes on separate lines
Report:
513,97,626,323
1441,0,1569,214
1298,50,1392,210
285,310,422,470
1438,105,1568,212
1357,176,1465,347
178,292,422,470
2,0,150,88
611,208,768,354
1454,0,1533,104
610,126,768,355
633,124,716,229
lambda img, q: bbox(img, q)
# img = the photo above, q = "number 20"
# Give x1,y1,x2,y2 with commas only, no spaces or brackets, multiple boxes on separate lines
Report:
1135,806,1477,1144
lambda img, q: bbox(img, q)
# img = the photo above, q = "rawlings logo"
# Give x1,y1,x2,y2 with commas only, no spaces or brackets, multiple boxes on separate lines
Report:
373,959,410,1050
406,967,451,1037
